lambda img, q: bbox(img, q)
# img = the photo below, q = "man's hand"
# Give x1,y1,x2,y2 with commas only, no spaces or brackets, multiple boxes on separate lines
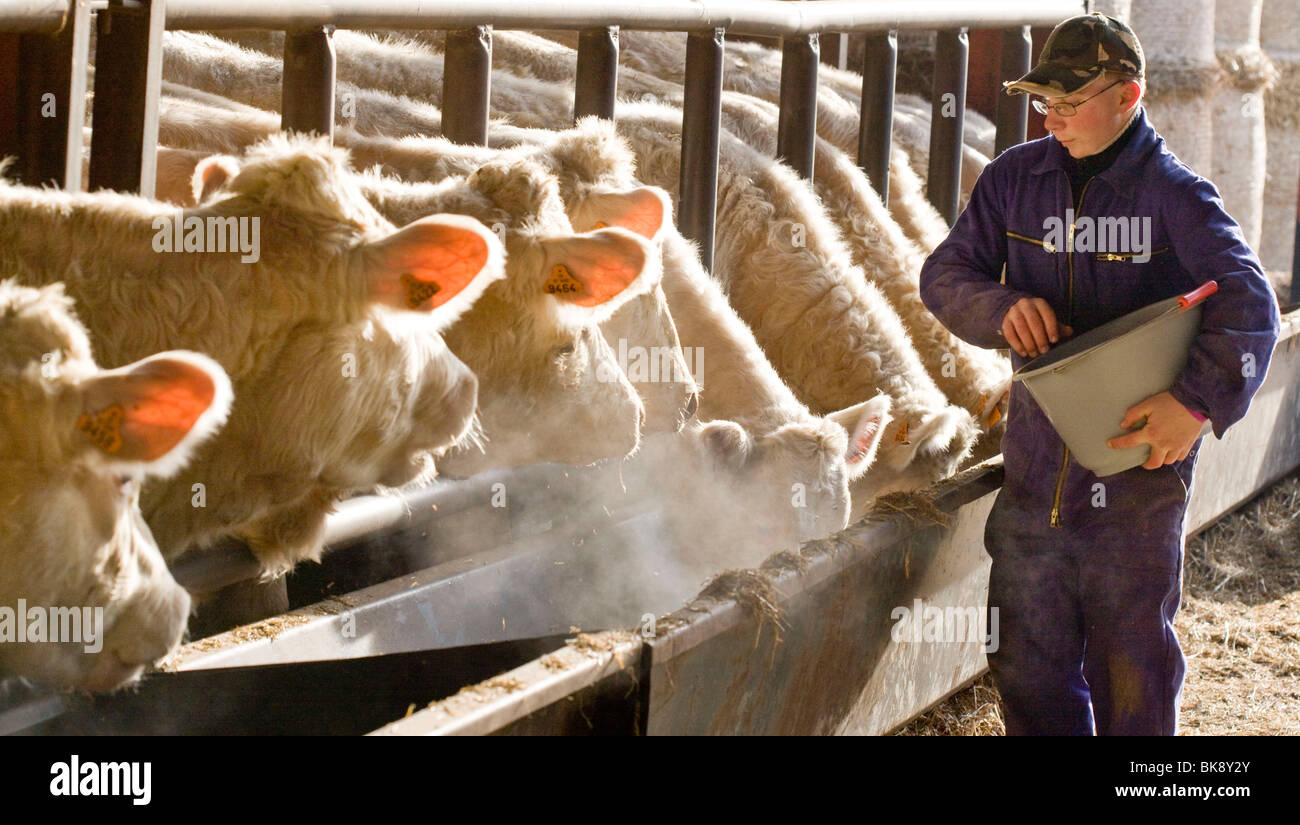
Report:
1106,391,1205,469
1001,297,1074,358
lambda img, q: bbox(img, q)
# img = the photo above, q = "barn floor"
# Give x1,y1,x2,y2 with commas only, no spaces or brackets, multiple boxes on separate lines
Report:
894,470,1300,736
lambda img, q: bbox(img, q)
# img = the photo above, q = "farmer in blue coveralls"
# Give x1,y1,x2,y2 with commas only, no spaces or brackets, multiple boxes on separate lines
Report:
919,13,1281,735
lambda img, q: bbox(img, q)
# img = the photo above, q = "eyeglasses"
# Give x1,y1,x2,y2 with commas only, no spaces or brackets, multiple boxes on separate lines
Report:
1031,79,1125,117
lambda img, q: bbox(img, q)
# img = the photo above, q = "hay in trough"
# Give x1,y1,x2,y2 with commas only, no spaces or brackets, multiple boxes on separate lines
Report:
865,490,952,530
697,568,787,647
760,549,812,576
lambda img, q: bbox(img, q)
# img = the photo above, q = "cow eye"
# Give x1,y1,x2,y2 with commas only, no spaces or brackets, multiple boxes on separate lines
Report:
555,342,576,357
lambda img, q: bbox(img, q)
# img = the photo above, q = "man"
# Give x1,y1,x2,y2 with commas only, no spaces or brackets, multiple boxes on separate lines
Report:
919,13,1280,735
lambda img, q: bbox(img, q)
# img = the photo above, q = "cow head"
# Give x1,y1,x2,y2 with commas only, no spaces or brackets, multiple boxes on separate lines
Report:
551,176,700,434
356,159,656,474
130,136,503,572
0,281,231,691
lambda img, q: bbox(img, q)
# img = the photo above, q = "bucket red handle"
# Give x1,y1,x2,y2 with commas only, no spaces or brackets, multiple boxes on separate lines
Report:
1178,280,1218,310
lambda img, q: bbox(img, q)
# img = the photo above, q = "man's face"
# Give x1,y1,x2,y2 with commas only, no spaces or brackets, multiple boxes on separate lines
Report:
1040,75,1142,158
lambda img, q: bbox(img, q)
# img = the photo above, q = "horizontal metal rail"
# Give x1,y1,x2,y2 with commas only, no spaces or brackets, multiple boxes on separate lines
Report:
170,461,605,594
0,0,67,33
2,0,1079,252
157,0,1083,35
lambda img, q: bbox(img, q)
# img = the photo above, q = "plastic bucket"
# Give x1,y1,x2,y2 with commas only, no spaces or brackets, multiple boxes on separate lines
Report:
1011,282,1217,477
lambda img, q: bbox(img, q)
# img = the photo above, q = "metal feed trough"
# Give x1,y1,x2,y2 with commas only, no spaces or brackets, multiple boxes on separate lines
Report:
4,0,1298,735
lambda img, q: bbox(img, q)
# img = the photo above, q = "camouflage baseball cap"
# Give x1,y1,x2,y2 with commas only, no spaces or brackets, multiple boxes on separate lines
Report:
1003,12,1143,98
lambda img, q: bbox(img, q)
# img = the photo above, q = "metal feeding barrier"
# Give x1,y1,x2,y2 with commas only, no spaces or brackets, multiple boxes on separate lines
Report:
1,0,1082,251
4,0,1298,735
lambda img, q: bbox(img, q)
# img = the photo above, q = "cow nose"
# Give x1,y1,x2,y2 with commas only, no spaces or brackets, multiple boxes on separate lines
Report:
683,391,699,422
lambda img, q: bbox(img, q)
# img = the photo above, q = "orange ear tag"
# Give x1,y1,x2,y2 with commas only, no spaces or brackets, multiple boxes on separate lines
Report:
973,393,989,417
591,221,609,229
77,404,126,454
545,263,583,296
893,420,910,445
988,388,1010,428
401,272,442,309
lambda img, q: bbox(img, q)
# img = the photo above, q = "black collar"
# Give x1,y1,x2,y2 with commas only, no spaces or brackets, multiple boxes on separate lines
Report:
1031,106,1162,202
1066,114,1142,182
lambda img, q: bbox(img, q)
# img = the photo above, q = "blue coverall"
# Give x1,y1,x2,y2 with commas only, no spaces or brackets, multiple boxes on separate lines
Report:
919,106,1281,735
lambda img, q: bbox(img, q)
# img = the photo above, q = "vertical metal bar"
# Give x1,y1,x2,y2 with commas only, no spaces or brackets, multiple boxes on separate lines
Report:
678,28,723,273
928,27,968,226
0,35,15,172
88,0,165,197
282,27,336,139
777,33,818,180
857,29,896,205
994,26,1031,157
820,32,847,71
59,1,91,192
1292,171,1300,306
443,25,491,146
0,2,90,190
574,26,618,122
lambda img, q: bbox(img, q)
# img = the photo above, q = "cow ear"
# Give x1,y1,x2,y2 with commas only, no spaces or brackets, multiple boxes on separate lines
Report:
192,154,240,205
826,393,892,480
570,186,671,242
537,227,658,326
361,214,506,326
699,420,754,473
76,352,234,479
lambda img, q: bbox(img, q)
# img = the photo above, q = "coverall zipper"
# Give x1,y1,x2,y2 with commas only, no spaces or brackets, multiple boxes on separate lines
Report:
1006,231,1058,253
1097,246,1170,261
1050,177,1095,528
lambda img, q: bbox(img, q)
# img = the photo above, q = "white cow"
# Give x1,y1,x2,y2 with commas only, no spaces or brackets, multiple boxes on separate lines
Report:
349,164,696,444
371,156,660,476
707,97,1009,438
345,123,898,531
0,280,230,690
1,135,507,575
